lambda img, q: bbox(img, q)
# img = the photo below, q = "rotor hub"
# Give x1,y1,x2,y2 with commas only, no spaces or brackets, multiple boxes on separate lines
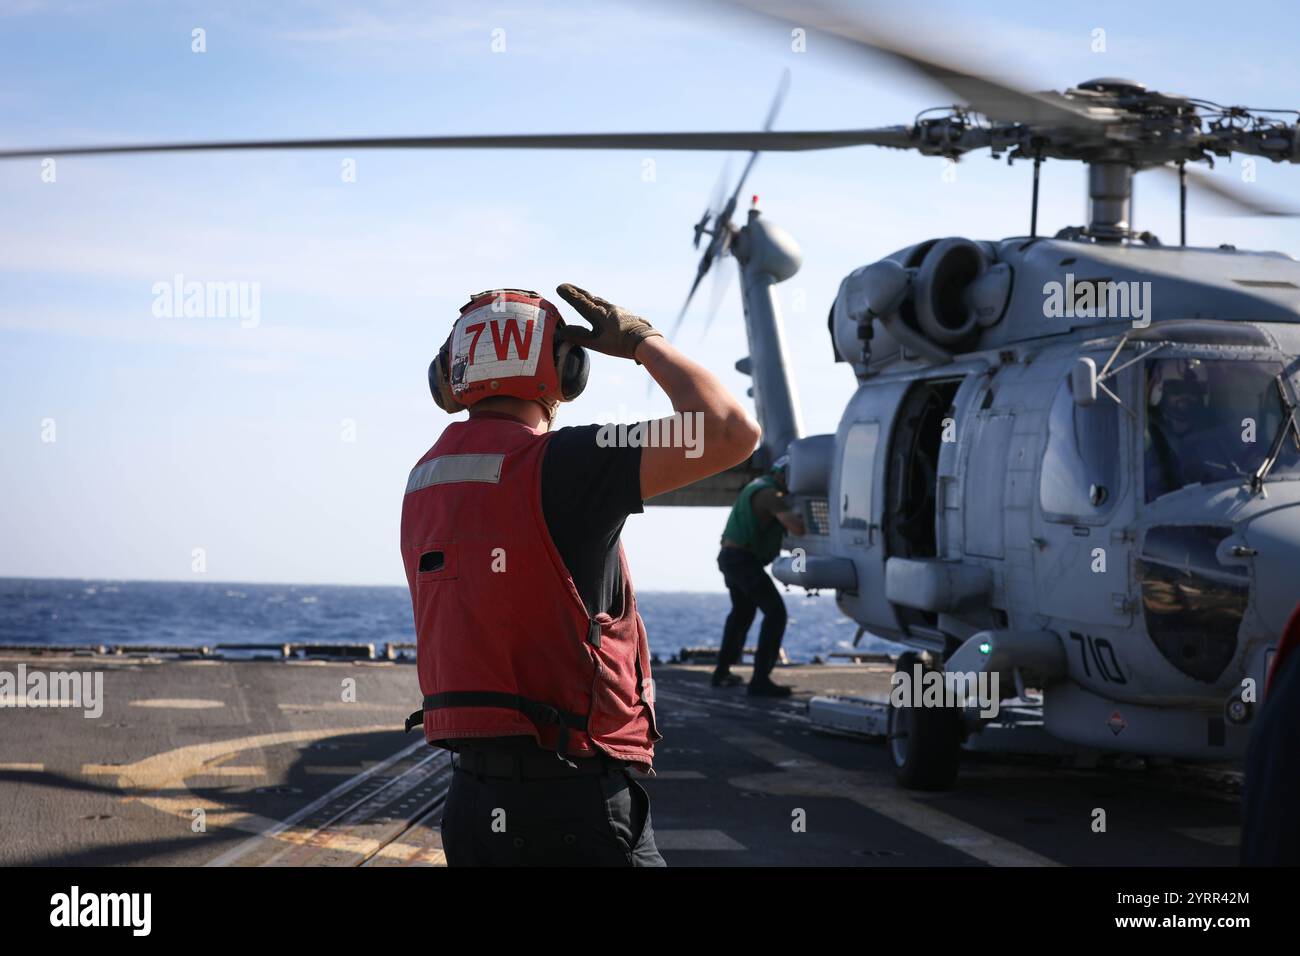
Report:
1076,77,1147,96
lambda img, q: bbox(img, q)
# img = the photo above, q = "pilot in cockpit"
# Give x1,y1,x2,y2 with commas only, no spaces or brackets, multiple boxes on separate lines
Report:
1144,358,1245,500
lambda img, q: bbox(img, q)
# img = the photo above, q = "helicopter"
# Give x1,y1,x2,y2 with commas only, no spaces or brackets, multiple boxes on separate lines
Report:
653,10,1300,790
6,2,1300,792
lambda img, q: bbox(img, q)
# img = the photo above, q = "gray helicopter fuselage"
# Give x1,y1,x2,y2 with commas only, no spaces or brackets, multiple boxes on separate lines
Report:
775,236,1300,760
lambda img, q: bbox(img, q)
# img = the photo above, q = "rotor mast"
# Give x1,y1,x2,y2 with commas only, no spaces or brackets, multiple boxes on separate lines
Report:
1086,159,1134,243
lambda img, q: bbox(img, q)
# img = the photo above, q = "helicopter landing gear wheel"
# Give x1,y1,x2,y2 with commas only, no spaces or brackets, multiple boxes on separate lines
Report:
886,651,962,791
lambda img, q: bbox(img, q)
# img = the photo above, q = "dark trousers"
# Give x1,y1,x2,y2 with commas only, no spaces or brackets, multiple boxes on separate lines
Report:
440,751,665,867
717,546,787,683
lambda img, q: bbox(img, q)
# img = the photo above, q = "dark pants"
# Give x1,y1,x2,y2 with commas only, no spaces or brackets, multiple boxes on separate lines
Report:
717,546,787,684
440,748,665,867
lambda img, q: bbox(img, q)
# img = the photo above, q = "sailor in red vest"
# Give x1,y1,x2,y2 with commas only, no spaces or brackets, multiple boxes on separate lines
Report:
402,284,760,866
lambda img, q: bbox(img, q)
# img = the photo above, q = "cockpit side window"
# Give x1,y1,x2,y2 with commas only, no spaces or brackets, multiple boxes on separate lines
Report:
1143,356,1300,502
1040,375,1121,521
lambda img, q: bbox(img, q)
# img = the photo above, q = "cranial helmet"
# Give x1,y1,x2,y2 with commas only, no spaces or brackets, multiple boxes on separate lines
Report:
770,453,791,490
429,289,589,414
1149,357,1208,407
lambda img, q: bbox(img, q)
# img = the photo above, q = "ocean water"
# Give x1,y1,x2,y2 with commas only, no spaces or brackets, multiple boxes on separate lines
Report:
0,578,899,662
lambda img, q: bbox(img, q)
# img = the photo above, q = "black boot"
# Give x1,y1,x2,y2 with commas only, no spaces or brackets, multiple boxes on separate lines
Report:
711,668,743,688
747,677,792,698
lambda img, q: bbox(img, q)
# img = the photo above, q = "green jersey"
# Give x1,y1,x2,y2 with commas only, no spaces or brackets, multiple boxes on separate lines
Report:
722,475,786,565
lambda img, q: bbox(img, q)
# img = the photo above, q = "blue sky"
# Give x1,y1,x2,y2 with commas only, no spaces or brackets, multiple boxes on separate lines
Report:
3,0,1300,588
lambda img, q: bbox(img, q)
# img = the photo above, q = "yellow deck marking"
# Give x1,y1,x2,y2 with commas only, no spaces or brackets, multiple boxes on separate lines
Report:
354,812,447,868
81,724,399,848
403,847,447,866
190,766,267,777
261,831,390,864
364,834,447,867
724,731,1060,867
0,762,44,771
207,738,434,867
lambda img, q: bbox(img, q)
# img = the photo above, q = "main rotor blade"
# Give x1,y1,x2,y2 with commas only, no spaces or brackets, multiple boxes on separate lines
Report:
0,127,914,160
724,0,1101,130
728,68,792,208
760,67,792,132
1154,163,1300,216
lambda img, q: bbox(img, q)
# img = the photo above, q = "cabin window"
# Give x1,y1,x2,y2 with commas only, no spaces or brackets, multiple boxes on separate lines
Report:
1040,375,1120,520
839,422,878,532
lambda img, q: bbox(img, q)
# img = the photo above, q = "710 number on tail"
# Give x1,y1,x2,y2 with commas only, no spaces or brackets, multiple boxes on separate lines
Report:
1069,631,1127,685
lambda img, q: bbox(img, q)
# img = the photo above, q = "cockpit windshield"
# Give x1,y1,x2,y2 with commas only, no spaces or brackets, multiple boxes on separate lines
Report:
1144,357,1300,501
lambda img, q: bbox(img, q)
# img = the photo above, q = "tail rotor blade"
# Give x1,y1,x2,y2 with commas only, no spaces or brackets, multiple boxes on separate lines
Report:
694,157,734,248
710,157,733,213
668,258,714,342
675,69,789,343
701,260,733,337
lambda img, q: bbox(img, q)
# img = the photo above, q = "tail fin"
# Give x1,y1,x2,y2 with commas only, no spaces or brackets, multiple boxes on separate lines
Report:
734,206,804,466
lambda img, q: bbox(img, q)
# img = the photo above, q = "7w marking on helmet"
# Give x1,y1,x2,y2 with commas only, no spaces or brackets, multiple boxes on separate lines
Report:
429,289,589,413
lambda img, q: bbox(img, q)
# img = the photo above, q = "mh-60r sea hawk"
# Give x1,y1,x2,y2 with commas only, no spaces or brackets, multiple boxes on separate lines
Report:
649,8,1300,790
6,2,1299,791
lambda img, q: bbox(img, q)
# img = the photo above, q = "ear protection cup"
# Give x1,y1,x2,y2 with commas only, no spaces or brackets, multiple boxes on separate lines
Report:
555,339,589,401
428,339,466,413
428,357,451,410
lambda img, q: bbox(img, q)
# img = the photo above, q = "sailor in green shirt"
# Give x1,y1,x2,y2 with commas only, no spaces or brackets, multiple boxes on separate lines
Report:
715,455,806,697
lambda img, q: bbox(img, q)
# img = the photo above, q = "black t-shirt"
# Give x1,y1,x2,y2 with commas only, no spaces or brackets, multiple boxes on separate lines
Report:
540,424,644,618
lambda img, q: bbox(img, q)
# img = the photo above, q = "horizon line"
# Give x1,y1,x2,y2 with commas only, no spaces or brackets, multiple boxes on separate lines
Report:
0,574,732,595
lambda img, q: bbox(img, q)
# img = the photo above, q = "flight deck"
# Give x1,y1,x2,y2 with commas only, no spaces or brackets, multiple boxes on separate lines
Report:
0,649,1242,867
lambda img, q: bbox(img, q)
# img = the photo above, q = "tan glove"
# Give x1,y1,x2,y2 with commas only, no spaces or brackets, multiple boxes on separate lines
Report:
555,283,662,361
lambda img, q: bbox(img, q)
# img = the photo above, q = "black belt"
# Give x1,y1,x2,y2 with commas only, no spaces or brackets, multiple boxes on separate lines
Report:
453,745,621,781
405,692,590,765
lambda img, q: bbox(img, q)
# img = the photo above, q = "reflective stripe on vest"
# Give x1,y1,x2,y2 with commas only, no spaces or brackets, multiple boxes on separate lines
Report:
405,453,503,493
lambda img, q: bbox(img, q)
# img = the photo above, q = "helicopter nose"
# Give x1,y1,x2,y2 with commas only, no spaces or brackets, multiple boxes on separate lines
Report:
1241,507,1300,636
